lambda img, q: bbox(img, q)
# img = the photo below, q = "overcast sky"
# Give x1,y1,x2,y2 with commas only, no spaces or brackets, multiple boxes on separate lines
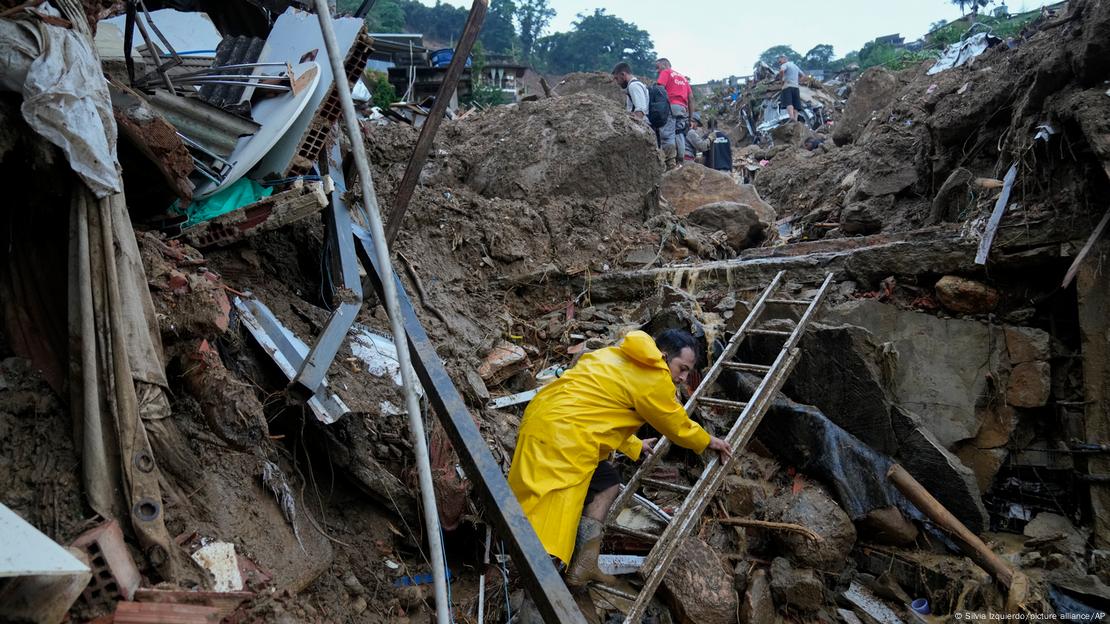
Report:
418,0,1050,82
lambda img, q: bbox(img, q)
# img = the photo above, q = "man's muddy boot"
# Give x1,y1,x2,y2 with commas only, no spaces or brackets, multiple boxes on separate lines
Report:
564,517,619,589
661,143,678,169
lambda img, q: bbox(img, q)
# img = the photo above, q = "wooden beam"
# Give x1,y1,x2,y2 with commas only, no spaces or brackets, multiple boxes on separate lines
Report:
383,0,488,245
1061,209,1110,289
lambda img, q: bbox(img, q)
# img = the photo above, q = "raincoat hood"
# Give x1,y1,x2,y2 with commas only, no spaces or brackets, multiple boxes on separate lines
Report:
619,330,668,370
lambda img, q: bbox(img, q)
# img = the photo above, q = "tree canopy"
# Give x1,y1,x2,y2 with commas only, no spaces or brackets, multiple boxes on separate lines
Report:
516,0,556,60
535,9,655,75
803,44,834,69
757,45,802,67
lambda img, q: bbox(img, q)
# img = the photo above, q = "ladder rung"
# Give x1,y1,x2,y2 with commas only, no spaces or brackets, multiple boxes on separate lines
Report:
697,397,749,410
721,362,771,374
745,328,791,337
766,298,811,305
606,524,660,542
642,477,692,493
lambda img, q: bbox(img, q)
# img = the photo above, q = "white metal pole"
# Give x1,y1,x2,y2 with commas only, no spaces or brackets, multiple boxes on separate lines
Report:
311,4,450,623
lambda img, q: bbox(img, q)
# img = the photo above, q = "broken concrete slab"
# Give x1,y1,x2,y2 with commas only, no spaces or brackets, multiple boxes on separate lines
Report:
784,319,990,532
663,536,738,624
824,299,1005,450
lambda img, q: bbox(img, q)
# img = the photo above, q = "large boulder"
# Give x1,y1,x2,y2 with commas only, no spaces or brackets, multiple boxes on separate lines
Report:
456,93,662,203
687,201,771,251
765,483,856,572
784,317,991,532
664,536,738,624
662,163,776,219
833,67,898,146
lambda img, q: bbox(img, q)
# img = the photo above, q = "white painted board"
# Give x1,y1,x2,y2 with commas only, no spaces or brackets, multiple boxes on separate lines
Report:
252,8,365,178
193,61,321,198
0,503,90,577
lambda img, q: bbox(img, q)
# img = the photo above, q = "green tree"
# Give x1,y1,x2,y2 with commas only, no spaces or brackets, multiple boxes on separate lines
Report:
516,0,555,60
363,70,398,107
951,0,995,18
928,19,950,32
757,45,802,67
534,9,655,76
803,44,834,69
367,0,405,32
480,0,518,55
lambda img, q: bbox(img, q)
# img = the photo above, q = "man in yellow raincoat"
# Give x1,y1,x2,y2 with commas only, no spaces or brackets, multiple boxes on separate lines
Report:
508,329,732,588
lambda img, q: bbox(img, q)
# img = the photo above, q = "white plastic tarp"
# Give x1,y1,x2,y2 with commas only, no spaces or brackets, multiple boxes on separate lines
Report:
927,32,1003,75
0,6,121,197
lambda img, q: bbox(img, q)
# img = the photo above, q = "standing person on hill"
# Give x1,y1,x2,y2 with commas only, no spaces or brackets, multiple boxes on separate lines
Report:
611,62,650,125
655,58,693,168
777,53,806,123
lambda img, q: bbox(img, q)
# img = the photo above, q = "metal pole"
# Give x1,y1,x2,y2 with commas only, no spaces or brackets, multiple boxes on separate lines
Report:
312,4,450,623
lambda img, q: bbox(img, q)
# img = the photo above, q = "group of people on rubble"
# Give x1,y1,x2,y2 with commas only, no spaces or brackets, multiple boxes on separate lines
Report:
611,58,733,171
611,53,808,170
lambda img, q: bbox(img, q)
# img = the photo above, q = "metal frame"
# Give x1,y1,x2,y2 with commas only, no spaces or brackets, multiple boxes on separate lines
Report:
233,297,350,423
352,226,587,624
290,144,363,401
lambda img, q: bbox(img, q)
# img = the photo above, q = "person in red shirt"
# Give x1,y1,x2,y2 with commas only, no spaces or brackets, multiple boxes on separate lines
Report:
655,58,694,168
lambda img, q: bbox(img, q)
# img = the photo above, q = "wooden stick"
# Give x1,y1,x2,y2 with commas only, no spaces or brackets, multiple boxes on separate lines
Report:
540,77,557,97
1061,209,1110,289
384,0,488,245
717,517,824,543
886,464,1015,588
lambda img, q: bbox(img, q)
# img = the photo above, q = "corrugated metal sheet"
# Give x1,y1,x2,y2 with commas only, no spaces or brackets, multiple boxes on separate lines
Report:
145,89,260,157
198,35,266,109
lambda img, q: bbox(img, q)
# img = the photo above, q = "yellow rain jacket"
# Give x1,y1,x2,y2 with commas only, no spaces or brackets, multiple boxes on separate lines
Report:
507,330,711,563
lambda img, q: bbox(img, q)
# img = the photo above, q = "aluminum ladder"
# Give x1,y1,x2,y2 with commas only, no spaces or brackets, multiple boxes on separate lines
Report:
604,270,835,623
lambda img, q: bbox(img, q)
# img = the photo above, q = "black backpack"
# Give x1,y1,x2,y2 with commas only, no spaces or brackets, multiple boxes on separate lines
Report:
647,83,671,128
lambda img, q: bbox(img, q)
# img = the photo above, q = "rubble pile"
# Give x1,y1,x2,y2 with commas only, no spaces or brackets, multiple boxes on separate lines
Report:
750,0,1110,242
2,0,1110,623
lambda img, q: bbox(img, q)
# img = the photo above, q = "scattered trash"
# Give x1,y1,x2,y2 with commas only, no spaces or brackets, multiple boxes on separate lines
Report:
190,542,244,592
928,32,1003,75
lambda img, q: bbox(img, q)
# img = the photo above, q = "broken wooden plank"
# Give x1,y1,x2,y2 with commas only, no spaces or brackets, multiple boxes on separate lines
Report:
887,464,1018,589
383,0,489,244
1061,209,1110,288
974,162,1019,265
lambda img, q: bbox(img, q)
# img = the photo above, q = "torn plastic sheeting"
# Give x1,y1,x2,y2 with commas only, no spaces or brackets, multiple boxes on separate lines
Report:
97,9,222,61
927,32,1003,75
172,178,273,227
0,6,122,197
350,323,423,396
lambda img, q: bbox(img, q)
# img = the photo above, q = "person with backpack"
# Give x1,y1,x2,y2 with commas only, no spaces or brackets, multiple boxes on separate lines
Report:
655,58,693,168
611,62,650,125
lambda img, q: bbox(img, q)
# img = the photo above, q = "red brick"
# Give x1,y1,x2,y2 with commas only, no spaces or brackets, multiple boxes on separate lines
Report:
70,519,141,603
